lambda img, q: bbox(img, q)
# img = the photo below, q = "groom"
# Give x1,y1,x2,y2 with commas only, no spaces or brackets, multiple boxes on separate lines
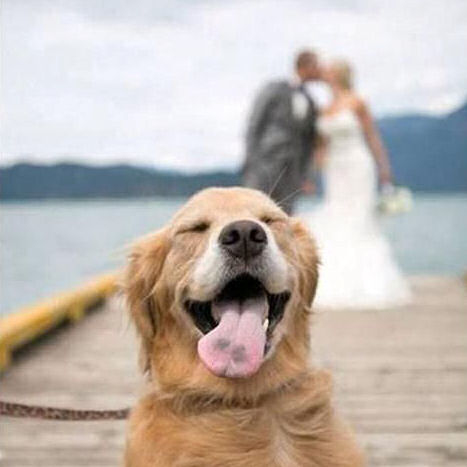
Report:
242,49,321,214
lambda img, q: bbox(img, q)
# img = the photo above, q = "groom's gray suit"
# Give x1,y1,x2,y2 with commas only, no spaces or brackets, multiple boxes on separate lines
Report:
242,80,317,213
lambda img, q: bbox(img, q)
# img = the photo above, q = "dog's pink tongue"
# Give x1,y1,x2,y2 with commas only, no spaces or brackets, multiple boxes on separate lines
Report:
197,295,267,378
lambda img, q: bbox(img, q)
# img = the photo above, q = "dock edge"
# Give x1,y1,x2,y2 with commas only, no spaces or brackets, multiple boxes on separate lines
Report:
0,273,118,371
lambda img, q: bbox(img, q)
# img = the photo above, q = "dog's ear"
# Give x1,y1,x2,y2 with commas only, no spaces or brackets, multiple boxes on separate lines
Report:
290,218,319,307
125,229,169,374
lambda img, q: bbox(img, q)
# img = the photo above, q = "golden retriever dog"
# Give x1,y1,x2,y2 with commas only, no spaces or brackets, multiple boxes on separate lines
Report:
124,187,364,467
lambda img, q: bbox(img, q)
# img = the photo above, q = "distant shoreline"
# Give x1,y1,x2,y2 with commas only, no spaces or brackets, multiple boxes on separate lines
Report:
1,191,467,204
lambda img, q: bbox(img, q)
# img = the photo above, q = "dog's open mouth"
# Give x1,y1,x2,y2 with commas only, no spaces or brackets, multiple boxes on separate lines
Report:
185,274,290,379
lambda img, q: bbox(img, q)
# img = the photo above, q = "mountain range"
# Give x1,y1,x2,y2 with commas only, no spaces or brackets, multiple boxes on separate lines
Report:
378,101,466,191
1,102,466,200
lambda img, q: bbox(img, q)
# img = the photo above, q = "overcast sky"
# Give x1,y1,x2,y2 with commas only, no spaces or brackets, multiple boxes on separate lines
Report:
2,0,466,171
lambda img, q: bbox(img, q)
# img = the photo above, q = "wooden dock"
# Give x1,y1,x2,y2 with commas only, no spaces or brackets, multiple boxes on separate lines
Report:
1,276,466,466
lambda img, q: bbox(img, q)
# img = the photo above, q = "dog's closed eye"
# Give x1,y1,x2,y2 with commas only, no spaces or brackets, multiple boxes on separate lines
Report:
261,216,284,225
178,221,210,234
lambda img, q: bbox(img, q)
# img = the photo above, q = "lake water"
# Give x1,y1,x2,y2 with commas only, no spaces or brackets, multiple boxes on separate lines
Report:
1,194,466,316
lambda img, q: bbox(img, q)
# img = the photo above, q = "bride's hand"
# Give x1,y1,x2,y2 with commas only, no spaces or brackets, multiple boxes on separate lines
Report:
379,167,392,185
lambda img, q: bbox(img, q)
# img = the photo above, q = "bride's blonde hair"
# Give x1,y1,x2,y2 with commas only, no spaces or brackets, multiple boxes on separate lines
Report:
331,60,354,90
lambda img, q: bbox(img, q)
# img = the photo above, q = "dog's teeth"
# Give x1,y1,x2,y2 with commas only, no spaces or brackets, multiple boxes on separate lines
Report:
262,318,269,331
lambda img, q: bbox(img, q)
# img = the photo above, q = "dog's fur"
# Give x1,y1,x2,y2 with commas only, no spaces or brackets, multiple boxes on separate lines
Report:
124,187,364,466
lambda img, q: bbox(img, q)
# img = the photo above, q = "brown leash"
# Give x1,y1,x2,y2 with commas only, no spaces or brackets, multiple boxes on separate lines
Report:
0,400,129,421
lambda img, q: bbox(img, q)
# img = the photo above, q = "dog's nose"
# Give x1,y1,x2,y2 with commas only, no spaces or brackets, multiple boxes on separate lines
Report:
219,220,267,259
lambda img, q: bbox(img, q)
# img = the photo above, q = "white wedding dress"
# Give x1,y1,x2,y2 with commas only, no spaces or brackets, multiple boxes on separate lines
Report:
305,109,411,310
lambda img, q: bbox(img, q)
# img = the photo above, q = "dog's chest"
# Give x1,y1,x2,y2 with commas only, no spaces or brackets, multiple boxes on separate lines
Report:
269,421,306,467
179,408,319,467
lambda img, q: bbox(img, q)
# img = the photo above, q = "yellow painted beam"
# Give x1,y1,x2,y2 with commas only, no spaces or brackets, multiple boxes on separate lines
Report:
0,273,118,371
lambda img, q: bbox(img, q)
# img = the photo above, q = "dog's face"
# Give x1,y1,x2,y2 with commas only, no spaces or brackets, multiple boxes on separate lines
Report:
126,188,318,395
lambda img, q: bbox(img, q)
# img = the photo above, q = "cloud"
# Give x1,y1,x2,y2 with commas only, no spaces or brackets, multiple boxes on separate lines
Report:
1,0,466,170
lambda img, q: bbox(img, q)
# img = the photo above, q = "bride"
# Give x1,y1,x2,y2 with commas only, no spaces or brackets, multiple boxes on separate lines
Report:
305,60,411,310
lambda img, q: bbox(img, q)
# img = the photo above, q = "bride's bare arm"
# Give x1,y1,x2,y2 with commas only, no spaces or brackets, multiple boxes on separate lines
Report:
302,133,326,194
313,133,327,170
355,98,392,184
